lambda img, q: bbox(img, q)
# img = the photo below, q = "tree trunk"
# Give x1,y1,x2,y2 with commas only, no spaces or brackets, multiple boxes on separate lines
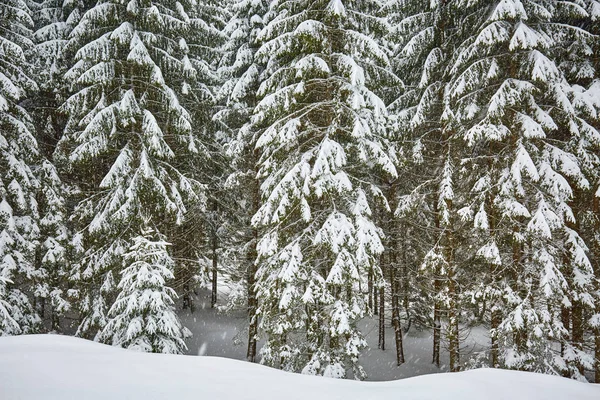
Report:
368,267,374,314
593,195,600,383
379,285,385,350
490,304,500,368
432,277,441,367
210,201,218,308
247,170,261,362
211,236,218,308
446,228,459,372
391,264,404,364
246,258,258,362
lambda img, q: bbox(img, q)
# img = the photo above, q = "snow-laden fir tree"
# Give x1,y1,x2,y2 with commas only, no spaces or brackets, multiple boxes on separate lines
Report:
0,0,42,335
34,160,70,331
168,0,225,313
385,0,464,370
98,225,190,353
251,0,398,378
59,0,204,341
553,0,600,381
214,0,271,361
444,0,597,378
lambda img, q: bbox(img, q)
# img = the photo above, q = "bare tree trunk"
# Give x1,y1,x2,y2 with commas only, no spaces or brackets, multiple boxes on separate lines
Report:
246,258,258,362
433,273,441,367
368,267,374,314
247,167,260,362
211,232,218,308
445,222,459,372
379,285,385,350
593,195,600,383
391,264,404,364
490,305,500,368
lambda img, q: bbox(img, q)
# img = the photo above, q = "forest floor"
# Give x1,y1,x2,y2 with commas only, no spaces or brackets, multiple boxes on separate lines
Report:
179,288,490,381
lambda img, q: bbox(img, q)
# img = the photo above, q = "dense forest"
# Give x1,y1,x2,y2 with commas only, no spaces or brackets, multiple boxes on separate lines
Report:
1,0,600,382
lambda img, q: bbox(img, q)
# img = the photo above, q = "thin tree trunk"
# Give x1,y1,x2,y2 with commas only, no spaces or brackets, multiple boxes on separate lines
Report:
593,195,600,383
211,230,218,308
391,264,404,364
379,285,385,350
368,267,373,314
247,164,261,362
432,295,441,367
446,222,459,372
490,305,500,368
246,257,258,362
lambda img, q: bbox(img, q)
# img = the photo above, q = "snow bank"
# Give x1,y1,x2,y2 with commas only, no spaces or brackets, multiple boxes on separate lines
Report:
0,335,598,400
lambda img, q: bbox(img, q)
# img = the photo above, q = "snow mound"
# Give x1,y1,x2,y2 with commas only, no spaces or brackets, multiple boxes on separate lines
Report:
0,335,598,400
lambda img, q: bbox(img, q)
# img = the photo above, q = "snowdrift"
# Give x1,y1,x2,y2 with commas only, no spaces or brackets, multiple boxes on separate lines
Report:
0,335,598,400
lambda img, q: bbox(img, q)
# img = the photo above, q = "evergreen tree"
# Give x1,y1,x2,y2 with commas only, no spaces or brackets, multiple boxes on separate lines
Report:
60,0,204,339
0,0,41,335
386,0,462,369
99,226,190,353
444,0,596,377
215,0,271,362
35,160,70,331
252,0,398,378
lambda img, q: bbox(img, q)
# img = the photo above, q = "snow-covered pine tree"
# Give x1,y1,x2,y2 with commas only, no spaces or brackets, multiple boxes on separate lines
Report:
34,160,70,331
98,225,190,353
552,0,600,381
251,0,398,378
214,0,271,362
169,0,225,313
28,0,87,332
386,0,466,370
0,0,42,335
60,0,204,340
445,0,596,377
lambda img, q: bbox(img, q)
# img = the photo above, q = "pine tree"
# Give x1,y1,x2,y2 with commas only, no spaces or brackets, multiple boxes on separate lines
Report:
35,160,70,331
0,0,42,335
215,0,271,362
60,0,205,339
99,226,189,353
169,0,225,313
444,0,596,377
386,0,463,370
553,0,600,380
252,0,398,378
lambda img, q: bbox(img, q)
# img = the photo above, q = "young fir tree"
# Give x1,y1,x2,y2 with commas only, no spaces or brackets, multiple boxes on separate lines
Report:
444,0,596,377
59,0,204,340
98,225,190,353
251,0,398,378
215,0,270,362
0,0,42,335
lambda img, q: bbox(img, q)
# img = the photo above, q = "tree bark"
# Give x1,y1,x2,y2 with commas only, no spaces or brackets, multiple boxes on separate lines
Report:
379,285,385,350
593,195,600,383
446,221,459,372
391,264,404,364
210,201,219,308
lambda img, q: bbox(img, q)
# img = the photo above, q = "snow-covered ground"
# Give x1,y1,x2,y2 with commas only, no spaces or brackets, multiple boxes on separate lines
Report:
1,335,598,400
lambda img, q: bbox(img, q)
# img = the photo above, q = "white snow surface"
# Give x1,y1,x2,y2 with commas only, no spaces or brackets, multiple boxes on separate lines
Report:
1,335,599,400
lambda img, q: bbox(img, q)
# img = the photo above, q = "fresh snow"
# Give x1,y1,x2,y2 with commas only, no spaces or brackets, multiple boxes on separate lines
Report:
0,335,598,400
